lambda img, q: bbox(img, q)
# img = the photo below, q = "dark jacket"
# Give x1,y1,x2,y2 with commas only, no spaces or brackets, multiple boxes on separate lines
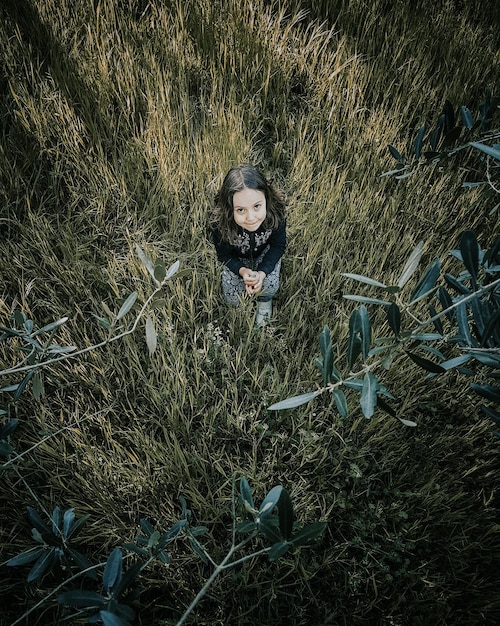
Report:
212,221,286,276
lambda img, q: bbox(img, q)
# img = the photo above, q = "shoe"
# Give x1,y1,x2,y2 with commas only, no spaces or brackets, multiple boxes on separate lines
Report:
256,300,272,326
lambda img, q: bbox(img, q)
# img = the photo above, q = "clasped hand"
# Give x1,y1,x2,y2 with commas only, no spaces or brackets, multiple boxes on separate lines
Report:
240,268,266,296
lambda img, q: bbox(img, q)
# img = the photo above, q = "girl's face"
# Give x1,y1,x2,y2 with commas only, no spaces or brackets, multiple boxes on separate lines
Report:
232,187,267,231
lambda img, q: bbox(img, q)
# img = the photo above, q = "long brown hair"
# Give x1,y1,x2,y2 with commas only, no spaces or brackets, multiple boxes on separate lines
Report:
212,164,286,243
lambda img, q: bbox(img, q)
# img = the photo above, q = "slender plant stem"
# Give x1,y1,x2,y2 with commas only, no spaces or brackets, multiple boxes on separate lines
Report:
175,534,257,626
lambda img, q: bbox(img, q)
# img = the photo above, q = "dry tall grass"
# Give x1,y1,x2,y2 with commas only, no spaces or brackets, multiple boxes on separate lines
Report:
1,0,499,624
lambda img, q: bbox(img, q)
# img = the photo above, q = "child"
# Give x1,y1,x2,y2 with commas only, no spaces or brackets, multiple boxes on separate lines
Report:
211,164,286,325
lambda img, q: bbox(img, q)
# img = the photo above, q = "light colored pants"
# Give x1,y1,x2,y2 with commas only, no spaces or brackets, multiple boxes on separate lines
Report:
221,258,281,305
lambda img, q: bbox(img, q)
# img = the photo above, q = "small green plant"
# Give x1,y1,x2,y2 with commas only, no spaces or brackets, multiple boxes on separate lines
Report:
8,478,325,625
269,231,500,433
58,547,141,626
174,477,326,626
7,506,95,583
0,248,179,399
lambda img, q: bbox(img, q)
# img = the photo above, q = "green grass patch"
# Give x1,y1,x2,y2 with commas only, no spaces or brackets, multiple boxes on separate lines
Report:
1,0,499,624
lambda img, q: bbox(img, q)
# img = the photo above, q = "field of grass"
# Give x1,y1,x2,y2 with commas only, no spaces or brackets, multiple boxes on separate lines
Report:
1,0,499,624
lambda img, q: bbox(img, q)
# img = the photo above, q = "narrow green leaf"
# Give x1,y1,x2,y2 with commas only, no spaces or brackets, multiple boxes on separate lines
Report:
397,241,424,288
470,384,500,403
429,304,444,334
162,519,187,541
14,371,34,401
410,258,441,303
240,477,254,510
360,372,378,418
95,315,111,330
135,244,156,282
341,273,386,288
157,551,171,564
414,125,426,159
430,114,444,150
27,506,51,536
66,513,90,540
331,363,342,382
320,326,333,384
460,106,474,130
343,295,392,306
7,547,46,566
472,352,500,367
358,305,371,359
348,309,362,368
278,489,294,541
395,170,415,180
257,518,282,543
410,333,443,341
190,526,209,537
470,141,500,160
437,286,455,321
0,418,18,436
31,318,68,337
12,310,26,326
52,507,62,536
368,345,394,357
376,396,396,417
481,405,500,424
259,486,283,517
289,522,327,548
439,354,473,371
268,541,290,561
189,538,209,564
147,531,161,548
443,100,455,133
267,390,321,411
63,509,75,539
139,519,155,536
481,310,500,347
47,344,78,354
123,543,148,557
443,126,462,148
103,547,122,592
116,292,138,321
100,610,132,626
28,548,58,582
154,259,166,283
343,378,363,391
32,372,43,401
387,303,401,336
145,316,157,356
460,230,479,287
332,389,349,418
58,590,106,608
388,144,404,163
0,384,20,393
166,259,181,280
407,352,445,373
444,274,470,295
319,326,331,358
398,418,418,427
456,301,475,347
